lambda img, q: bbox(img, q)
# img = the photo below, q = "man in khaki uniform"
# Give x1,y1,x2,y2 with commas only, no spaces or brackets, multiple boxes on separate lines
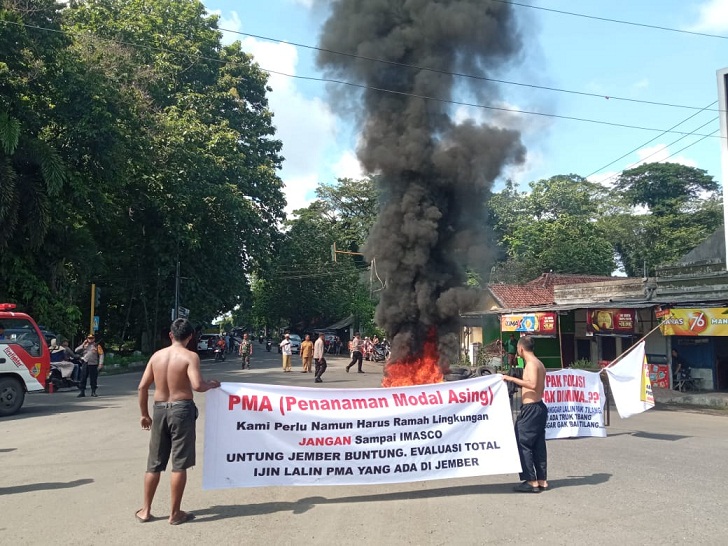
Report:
300,334,314,373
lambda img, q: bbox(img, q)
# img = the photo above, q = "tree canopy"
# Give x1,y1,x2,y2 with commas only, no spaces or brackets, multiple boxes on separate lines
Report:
615,162,719,217
0,0,285,349
488,175,615,282
488,165,723,281
249,177,379,335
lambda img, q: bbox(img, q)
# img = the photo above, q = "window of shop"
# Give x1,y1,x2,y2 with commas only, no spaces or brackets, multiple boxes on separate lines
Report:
577,339,591,361
601,337,617,362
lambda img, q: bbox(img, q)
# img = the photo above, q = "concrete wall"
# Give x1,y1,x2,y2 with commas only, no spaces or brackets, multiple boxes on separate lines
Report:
679,228,724,264
554,278,654,305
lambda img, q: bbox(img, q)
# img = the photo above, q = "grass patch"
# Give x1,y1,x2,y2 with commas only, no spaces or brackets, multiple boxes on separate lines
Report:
101,353,149,374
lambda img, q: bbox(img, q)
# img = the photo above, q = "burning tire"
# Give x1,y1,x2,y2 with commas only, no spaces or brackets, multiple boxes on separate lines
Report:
444,367,474,381
0,377,25,417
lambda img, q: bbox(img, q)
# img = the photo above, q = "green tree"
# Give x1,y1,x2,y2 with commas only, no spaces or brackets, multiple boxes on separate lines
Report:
488,175,615,282
64,0,286,348
0,0,286,350
251,177,379,333
615,162,719,217
610,163,722,275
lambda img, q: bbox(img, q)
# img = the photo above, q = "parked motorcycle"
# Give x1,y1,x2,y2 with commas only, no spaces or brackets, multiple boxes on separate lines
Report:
372,343,390,363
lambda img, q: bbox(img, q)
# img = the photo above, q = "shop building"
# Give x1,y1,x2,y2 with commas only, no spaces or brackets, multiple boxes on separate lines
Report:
654,232,728,391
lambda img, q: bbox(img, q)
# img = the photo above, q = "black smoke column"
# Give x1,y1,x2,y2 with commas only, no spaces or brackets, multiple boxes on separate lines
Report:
317,0,526,367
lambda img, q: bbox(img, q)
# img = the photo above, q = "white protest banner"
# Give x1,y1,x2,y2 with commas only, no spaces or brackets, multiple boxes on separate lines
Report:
604,341,655,419
203,374,521,489
543,369,606,440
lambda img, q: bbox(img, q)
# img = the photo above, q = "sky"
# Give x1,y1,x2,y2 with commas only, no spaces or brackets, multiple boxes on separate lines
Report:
203,0,728,213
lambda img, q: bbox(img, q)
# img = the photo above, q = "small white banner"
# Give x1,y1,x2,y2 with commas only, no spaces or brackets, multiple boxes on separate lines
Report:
543,369,606,439
604,341,655,419
203,375,521,489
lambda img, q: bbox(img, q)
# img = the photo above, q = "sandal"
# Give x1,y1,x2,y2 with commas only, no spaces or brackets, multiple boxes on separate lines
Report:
135,509,155,523
169,511,195,525
513,481,540,493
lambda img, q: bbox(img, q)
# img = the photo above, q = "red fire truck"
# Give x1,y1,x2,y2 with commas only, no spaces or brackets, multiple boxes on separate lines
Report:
0,303,51,416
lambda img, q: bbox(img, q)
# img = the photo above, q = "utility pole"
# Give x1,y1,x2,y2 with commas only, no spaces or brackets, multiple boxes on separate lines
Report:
89,283,96,334
718,67,728,269
174,258,180,320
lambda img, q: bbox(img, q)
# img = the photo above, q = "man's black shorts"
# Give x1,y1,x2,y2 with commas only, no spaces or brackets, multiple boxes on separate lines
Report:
147,399,197,472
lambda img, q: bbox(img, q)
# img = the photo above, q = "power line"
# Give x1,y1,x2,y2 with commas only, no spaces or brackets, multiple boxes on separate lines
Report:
661,129,721,162
221,28,721,113
266,269,369,281
494,0,728,40
265,66,723,138
586,101,718,178
2,19,724,139
594,124,720,187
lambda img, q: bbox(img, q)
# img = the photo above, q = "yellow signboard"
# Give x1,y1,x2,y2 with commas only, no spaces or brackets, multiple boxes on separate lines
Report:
659,308,728,336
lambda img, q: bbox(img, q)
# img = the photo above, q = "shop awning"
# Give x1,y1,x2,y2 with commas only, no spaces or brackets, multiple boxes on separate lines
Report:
321,315,355,331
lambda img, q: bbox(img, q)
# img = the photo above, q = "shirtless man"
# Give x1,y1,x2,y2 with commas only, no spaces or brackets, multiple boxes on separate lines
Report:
136,318,220,525
502,335,548,493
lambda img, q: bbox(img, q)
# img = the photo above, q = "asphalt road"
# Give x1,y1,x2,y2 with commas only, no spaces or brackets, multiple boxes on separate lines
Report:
1,344,727,545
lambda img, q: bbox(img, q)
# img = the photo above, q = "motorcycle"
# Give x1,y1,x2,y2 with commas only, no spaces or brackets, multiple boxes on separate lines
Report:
266,339,272,352
214,346,226,362
47,356,83,391
372,343,390,363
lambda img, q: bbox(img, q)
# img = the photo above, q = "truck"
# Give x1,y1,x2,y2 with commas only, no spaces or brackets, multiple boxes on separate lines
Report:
0,303,51,416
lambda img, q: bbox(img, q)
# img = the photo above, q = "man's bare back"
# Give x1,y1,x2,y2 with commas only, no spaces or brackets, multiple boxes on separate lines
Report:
139,336,219,431
147,345,202,403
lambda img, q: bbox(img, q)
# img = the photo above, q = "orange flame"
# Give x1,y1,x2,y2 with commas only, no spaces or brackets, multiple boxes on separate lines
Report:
381,331,444,387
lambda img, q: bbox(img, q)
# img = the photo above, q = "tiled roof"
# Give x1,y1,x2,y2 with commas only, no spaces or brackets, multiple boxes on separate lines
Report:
525,273,619,289
488,273,621,309
488,284,554,308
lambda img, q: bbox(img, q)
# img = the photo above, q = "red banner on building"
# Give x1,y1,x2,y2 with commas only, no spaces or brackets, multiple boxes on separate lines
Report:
586,309,635,334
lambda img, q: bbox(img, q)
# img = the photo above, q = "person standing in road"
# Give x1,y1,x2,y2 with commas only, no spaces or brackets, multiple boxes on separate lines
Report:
136,318,220,525
76,333,104,398
280,333,292,372
502,336,548,493
300,334,314,373
239,333,253,370
505,333,518,368
313,332,327,383
346,332,364,374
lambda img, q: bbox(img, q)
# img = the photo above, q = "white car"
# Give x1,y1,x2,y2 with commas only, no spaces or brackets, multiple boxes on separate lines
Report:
197,334,217,353
289,334,302,354
278,334,302,354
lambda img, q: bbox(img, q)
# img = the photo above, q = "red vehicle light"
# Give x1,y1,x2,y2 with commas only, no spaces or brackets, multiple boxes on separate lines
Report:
0,303,18,311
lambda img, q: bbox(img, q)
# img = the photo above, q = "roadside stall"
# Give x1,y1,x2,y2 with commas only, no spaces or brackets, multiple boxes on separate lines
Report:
658,306,728,391
500,312,561,368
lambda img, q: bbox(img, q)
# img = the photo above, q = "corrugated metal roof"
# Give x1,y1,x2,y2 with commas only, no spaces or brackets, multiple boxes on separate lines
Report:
462,300,663,317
